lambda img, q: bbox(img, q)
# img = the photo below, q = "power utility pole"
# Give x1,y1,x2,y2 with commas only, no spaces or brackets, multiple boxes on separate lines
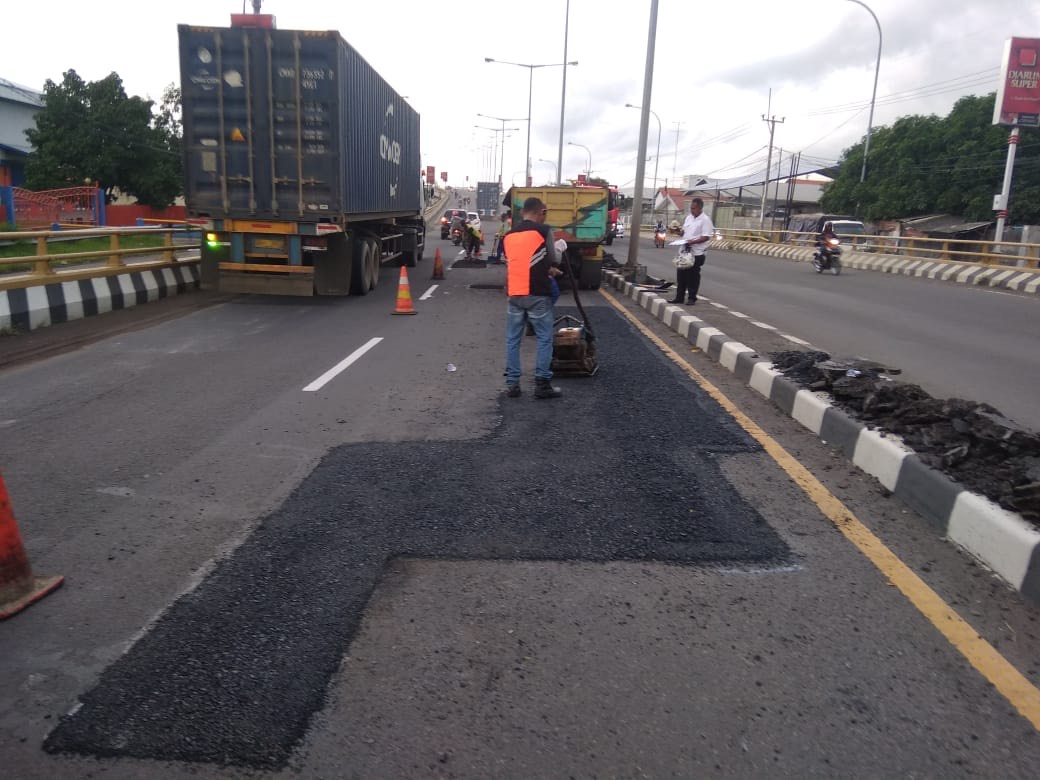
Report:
665,121,681,226
759,89,784,230
671,121,681,182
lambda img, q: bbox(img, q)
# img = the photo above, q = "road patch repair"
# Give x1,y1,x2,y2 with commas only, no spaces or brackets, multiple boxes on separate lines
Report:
42,306,790,769
603,270,1040,606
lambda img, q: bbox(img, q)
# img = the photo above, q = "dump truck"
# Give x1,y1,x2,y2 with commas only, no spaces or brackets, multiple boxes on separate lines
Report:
178,15,425,296
505,185,614,290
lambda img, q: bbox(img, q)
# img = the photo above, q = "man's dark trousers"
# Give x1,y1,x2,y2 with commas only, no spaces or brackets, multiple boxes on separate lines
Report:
675,254,707,303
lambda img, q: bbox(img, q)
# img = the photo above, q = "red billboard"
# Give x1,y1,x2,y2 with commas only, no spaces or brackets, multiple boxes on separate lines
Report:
425,165,435,184
440,171,448,182
994,37,1040,127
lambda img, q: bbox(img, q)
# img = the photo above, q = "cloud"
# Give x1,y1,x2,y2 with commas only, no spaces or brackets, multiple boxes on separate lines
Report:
4,0,1037,190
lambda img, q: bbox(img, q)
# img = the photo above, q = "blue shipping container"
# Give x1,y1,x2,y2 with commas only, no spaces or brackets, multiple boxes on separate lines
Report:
178,24,421,222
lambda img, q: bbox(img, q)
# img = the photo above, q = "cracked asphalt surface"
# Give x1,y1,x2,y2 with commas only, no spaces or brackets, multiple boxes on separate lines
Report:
42,307,790,768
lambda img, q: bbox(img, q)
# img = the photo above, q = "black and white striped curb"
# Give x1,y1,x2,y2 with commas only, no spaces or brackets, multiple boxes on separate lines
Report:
605,269,1040,605
0,263,201,334
712,239,1040,295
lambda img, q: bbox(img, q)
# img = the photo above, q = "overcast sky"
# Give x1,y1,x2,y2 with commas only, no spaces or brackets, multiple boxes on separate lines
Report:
4,0,1038,191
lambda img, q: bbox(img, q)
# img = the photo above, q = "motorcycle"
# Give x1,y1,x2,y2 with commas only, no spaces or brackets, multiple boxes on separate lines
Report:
451,227,463,246
812,237,842,275
654,229,666,248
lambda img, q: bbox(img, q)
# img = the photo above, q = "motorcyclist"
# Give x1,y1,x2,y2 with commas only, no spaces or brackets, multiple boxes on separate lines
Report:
449,213,465,243
816,221,839,265
817,222,837,250
655,219,665,233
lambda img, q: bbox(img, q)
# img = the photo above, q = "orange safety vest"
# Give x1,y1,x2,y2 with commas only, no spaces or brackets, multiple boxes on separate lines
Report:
502,228,549,296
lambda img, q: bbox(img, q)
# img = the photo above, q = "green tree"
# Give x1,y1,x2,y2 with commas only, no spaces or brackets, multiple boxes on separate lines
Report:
134,84,183,208
25,71,182,208
820,94,1040,224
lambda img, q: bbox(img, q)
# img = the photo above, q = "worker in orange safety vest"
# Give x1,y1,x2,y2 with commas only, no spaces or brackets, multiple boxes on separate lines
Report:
501,196,563,399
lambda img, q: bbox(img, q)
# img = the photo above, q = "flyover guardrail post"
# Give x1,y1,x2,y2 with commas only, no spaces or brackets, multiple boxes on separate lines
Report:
163,230,175,264
33,236,52,277
107,233,123,269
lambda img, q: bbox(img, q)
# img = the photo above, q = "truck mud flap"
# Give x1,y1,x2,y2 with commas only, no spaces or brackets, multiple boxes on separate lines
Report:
314,234,352,295
580,258,602,290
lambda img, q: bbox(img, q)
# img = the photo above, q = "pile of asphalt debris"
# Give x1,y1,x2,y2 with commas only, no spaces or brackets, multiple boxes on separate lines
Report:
772,350,1040,526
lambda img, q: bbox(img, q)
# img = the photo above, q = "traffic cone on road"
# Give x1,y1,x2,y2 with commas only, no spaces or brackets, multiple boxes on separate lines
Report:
431,248,445,280
0,470,63,620
392,265,418,315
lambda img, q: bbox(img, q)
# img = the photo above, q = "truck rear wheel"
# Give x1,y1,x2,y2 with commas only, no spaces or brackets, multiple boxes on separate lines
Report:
350,239,372,296
367,238,380,291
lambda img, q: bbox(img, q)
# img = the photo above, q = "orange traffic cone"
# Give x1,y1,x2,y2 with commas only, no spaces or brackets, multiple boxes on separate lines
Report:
431,248,445,280
0,470,63,620
392,265,418,315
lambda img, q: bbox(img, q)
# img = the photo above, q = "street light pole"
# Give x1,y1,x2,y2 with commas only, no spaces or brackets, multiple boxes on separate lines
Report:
557,0,571,185
626,103,661,218
485,57,578,187
625,0,659,273
477,113,523,190
525,68,534,185
568,141,592,177
847,0,882,183
538,158,559,183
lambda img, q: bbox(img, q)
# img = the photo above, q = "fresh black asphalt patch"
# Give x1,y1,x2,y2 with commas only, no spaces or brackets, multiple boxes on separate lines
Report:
44,306,791,769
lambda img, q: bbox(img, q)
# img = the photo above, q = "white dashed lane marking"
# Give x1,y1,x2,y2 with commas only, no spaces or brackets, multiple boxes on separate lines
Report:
697,296,809,345
303,337,384,392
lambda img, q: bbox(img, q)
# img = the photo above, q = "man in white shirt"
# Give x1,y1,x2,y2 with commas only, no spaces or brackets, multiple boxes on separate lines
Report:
669,197,715,305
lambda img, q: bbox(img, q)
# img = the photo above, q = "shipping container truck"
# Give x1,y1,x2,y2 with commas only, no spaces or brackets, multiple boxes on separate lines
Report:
476,181,500,217
505,185,613,289
178,17,425,296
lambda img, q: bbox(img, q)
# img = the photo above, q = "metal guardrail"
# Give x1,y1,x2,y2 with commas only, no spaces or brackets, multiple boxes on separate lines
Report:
0,226,200,292
632,223,1040,267
714,228,1040,268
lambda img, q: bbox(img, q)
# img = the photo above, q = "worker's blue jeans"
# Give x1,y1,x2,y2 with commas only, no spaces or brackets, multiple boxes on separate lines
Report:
505,295,554,384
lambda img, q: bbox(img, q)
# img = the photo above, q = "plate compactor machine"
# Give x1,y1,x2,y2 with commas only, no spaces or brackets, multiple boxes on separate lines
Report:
551,252,599,377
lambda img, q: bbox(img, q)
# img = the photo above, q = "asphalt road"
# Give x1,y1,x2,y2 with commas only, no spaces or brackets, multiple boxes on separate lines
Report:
1,223,1039,777
615,232,1040,432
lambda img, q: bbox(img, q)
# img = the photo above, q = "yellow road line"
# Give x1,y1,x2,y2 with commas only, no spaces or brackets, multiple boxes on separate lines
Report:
599,286,1040,732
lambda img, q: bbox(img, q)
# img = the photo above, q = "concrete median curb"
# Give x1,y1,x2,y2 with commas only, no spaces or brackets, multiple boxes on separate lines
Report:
606,269,1040,606
710,240,1040,294
1,263,200,334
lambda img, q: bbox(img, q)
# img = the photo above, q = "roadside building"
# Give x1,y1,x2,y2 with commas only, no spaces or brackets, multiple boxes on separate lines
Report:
0,78,43,187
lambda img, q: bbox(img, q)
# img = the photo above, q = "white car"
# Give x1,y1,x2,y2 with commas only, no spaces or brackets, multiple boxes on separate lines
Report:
466,211,481,230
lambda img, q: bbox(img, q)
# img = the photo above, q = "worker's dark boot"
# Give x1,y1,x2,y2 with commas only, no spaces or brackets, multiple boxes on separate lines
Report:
534,380,562,399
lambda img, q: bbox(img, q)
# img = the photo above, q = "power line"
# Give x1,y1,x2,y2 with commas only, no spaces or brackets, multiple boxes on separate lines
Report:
705,145,768,178
809,70,1000,117
800,107,869,153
